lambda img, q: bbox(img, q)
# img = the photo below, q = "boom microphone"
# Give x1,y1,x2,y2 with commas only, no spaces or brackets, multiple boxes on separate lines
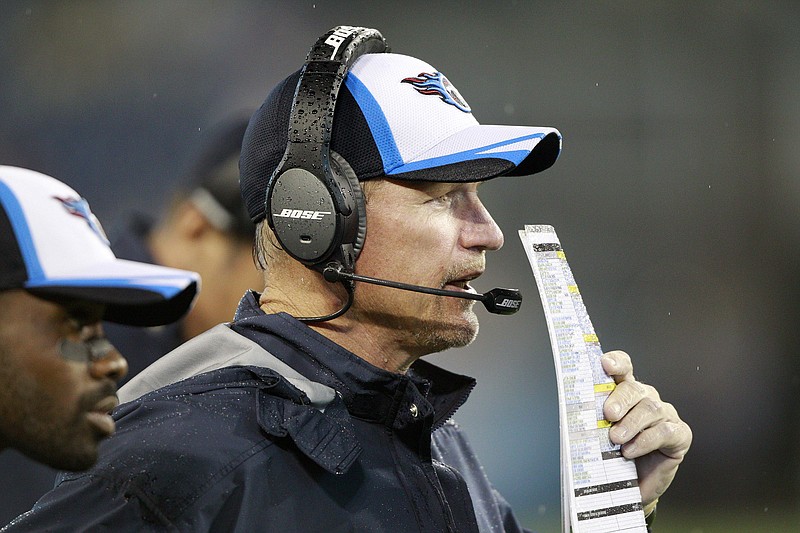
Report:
322,264,522,315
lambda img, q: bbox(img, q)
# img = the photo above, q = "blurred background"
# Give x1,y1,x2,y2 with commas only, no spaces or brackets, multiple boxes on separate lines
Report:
1,1,798,531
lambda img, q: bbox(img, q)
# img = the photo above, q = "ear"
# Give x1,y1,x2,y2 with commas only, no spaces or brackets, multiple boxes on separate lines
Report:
173,202,213,241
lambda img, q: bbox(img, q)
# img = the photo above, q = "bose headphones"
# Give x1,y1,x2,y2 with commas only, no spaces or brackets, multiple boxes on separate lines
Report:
265,26,388,276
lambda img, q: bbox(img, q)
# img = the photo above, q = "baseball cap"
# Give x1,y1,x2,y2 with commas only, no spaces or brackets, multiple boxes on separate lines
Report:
240,49,562,222
0,165,199,326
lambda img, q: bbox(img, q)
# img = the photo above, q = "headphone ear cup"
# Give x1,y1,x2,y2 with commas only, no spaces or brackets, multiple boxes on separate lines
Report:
329,150,366,258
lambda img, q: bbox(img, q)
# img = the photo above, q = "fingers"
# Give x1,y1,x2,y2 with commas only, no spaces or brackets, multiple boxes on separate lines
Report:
601,350,634,382
614,408,692,461
604,380,654,423
599,350,693,506
607,387,662,437
630,420,693,504
602,350,651,424
601,350,693,457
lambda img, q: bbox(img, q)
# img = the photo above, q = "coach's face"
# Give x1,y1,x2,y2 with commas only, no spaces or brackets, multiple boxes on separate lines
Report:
352,179,504,356
0,290,127,470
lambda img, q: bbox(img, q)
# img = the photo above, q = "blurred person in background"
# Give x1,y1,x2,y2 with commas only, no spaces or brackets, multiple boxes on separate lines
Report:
0,165,197,470
105,114,263,383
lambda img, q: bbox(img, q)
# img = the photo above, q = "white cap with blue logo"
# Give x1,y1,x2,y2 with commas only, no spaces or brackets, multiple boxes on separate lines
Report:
240,49,563,223
0,165,199,326
345,52,562,177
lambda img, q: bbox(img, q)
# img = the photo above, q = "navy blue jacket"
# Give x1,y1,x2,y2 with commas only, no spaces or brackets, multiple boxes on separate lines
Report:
4,293,527,532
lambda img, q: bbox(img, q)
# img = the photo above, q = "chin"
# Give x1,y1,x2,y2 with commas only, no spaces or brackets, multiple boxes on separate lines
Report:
414,309,480,353
30,427,101,471
24,440,98,471
53,437,101,471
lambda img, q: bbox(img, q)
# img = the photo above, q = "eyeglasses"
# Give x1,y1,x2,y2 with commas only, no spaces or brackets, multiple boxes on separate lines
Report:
59,337,115,363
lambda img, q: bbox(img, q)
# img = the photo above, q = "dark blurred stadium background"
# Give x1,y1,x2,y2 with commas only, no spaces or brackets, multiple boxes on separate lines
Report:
1,2,798,531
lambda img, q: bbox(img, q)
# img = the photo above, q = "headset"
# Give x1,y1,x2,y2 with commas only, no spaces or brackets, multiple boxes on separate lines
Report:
265,26,522,322
266,26,387,279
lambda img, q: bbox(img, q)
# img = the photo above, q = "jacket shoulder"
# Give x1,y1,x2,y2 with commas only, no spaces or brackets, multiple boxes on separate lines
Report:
58,368,286,524
51,366,359,527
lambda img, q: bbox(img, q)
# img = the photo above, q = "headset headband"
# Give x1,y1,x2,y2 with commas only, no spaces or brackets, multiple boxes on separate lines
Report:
291,26,386,149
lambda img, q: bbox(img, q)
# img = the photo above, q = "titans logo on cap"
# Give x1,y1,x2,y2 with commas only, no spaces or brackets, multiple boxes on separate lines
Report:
54,196,110,246
401,72,472,113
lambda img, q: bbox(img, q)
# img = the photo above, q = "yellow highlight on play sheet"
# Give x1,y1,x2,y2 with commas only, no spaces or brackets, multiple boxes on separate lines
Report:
597,419,612,429
557,250,566,260
583,334,599,343
594,382,616,393
568,285,579,294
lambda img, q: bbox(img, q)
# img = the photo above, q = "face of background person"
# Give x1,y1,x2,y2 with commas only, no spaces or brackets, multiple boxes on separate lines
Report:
161,201,264,339
0,290,128,471
192,231,263,331
349,179,504,359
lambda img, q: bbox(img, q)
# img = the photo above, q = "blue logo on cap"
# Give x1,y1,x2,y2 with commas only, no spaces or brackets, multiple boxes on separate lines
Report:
401,72,471,113
54,196,110,246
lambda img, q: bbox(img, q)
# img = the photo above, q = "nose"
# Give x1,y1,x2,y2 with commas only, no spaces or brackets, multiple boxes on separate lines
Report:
89,344,129,383
81,322,128,382
462,193,505,252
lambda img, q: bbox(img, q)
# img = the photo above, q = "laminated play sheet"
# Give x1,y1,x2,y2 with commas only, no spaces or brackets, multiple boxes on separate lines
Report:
519,225,647,533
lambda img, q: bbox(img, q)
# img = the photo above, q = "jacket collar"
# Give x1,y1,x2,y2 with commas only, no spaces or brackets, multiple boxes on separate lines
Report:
231,291,476,431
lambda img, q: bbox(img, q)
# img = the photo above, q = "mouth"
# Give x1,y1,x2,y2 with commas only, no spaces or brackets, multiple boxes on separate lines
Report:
444,271,482,293
85,395,119,438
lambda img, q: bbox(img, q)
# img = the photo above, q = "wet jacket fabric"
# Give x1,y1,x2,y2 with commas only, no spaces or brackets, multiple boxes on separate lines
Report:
4,292,528,533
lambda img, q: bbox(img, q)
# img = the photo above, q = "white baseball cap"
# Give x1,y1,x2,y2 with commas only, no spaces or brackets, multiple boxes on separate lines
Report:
240,50,562,222
0,165,199,326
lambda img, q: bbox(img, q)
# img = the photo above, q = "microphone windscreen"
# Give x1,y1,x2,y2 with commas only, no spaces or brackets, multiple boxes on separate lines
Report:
481,287,523,315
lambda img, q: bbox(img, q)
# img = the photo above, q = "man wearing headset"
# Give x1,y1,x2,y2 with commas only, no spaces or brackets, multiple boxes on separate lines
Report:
5,27,691,532
0,166,198,474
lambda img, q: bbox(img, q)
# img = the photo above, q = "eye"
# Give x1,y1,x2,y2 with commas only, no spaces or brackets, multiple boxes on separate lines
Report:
420,183,473,207
431,193,452,205
62,304,105,340
66,317,84,334
425,188,459,206
62,318,93,343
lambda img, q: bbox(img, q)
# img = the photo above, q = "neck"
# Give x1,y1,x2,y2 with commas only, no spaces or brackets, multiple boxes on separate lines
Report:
260,272,422,374
309,318,421,374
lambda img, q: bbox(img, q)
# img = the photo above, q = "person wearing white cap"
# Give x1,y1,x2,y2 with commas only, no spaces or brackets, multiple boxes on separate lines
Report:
0,117,259,526
4,27,690,532
0,165,198,472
